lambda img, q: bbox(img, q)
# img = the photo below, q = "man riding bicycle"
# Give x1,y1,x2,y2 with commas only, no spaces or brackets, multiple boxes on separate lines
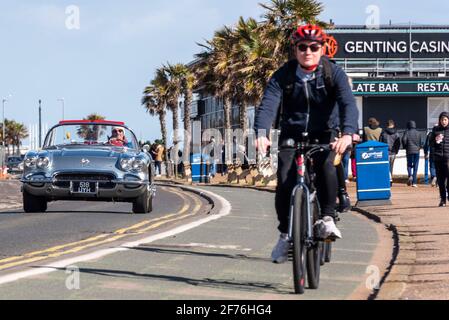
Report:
254,25,359,264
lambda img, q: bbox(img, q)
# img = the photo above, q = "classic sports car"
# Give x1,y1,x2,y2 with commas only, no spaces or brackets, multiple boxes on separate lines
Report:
21,120,155,214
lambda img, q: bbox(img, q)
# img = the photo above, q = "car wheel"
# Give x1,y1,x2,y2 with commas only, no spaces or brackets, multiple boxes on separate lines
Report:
23,190,47,213
132,190,151,214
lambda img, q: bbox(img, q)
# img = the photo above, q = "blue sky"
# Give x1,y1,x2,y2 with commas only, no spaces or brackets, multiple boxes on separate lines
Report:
1,0,448,145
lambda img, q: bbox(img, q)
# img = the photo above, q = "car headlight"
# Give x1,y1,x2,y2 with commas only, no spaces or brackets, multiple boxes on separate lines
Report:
36,157,50,169
120,158,133,171
24,157,37,168
120,158,146,172
132,159,145,171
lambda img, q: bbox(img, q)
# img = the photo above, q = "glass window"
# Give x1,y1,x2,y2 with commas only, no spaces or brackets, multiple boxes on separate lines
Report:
43,124,138,150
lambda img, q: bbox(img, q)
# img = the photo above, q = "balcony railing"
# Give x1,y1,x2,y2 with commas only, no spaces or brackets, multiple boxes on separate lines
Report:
335,58,449,76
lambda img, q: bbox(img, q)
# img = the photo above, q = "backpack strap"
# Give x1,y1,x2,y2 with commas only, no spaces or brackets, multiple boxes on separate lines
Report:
275,59,298,129
321,56,336,98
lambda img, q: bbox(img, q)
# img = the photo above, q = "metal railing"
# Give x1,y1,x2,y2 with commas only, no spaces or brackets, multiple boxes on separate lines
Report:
335,58,449,76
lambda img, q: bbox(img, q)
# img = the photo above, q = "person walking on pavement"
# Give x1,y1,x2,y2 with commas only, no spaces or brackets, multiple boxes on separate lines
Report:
429,112,449,207
424,126,438,187
380,120,401,185
402,120,423,188
154,143,165,176
254,24,358,264
363,118,382,142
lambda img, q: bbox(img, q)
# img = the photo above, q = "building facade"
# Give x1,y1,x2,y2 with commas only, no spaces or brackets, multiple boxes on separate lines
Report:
192,24,449,134
328,25,449,131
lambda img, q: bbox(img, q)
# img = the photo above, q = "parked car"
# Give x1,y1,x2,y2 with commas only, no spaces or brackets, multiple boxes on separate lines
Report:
21,120,156,213
7,155,24,174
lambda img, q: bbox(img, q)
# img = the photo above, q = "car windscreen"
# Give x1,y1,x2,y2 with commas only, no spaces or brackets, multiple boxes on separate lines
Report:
43,124,139,150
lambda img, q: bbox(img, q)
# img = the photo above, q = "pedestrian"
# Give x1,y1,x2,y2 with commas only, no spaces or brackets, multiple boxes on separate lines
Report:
350,130,363,181
429,112,449,207
380,120,401,185
154,143,164,176
424,126,438,187
402,120,423,187
363,118,382,142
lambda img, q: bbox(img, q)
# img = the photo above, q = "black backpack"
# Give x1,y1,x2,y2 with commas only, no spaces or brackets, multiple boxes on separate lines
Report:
275,56,336,129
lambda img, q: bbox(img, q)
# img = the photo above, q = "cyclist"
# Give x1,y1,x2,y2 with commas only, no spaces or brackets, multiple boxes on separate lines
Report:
254,24,359,264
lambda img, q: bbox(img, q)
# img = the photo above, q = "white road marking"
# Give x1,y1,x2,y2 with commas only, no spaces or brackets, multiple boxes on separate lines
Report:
0,187,232,286
175,243,252,252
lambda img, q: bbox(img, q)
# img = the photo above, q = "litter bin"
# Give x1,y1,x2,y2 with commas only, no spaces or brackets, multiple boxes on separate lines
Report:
355,141,391,204
190,153,210,183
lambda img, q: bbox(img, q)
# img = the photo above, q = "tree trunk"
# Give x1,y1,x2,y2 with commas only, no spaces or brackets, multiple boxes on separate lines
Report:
239,102,248,135
158,110,170,178
183,88,193,182
224,96,233,165
171,102,179,179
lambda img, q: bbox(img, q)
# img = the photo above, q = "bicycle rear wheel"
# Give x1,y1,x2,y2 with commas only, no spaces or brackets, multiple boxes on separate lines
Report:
320,242,326,266
325,241,332,263
306,197,321,289
292,188,307,294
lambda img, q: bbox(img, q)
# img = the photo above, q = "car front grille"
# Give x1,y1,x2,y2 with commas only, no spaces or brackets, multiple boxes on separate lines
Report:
53,173,116,189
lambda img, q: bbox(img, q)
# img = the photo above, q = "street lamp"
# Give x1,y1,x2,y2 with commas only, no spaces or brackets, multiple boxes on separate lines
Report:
2,99,6,149
57,98,65,120
1,95,11,175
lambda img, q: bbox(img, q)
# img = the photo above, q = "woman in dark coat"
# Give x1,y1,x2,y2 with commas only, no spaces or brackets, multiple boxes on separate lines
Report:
430,112,449,207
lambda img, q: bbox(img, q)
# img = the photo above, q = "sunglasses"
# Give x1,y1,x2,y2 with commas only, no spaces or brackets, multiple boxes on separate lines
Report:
113,129,124,134
297,43,322,53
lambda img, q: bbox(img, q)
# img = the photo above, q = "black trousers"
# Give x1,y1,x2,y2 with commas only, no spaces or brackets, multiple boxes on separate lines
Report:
275,146,337,234
435,159,449,202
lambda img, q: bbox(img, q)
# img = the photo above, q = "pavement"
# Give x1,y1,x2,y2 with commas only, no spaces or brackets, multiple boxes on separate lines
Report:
355,182,449,300
0,180,22,210
0,181,386,300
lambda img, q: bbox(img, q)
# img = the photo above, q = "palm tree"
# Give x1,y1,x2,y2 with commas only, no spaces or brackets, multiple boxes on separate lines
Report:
77,113,107,141
8,121,29,155
142,72,171,177
164,63,196,180
2,119,29,155
195,25,241,165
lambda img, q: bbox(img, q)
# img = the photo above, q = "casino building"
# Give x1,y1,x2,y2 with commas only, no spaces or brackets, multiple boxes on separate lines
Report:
191,24,449,134
327,24,449,131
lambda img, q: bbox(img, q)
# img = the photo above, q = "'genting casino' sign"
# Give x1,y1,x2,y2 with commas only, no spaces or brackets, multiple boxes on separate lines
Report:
326,32,449,59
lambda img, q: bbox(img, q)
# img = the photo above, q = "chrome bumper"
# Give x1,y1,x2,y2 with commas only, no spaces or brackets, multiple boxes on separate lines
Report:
21,178,156,199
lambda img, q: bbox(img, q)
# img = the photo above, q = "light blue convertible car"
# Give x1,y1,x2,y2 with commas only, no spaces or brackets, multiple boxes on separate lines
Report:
21,120,155,214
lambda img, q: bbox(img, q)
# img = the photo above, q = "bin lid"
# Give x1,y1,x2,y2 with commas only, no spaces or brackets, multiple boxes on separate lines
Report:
356,141,388,149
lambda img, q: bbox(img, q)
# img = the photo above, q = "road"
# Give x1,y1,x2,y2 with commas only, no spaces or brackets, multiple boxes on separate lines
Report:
0,183,387,300
0,184,211,273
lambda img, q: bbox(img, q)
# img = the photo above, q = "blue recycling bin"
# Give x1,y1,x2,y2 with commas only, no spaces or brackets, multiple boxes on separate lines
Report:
355,141,391,202
190,153,210,183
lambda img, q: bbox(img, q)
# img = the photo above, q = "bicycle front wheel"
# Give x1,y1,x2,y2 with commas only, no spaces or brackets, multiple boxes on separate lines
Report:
292,187,307,294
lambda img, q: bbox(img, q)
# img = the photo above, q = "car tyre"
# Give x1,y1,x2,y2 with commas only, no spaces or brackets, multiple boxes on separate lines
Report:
23,189,47,213
132,190,152,214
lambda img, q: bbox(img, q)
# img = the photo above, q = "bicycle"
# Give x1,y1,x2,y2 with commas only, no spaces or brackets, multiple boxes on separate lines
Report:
285,133,338,294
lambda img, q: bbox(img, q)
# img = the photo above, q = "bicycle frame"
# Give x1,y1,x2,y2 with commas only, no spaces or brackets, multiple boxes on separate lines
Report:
287,142,323,247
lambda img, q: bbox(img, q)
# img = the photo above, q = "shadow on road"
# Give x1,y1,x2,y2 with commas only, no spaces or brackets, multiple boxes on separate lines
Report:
32,265,293,295
125,245,273,263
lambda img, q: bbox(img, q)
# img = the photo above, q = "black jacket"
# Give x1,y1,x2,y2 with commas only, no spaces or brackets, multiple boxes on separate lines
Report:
254,57,358,141
430,125,449,161
401,121,423,155
380,128,401,155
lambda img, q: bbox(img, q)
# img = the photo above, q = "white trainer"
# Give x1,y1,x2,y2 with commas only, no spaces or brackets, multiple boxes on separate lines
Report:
314,216,342,240
271,233,291,264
